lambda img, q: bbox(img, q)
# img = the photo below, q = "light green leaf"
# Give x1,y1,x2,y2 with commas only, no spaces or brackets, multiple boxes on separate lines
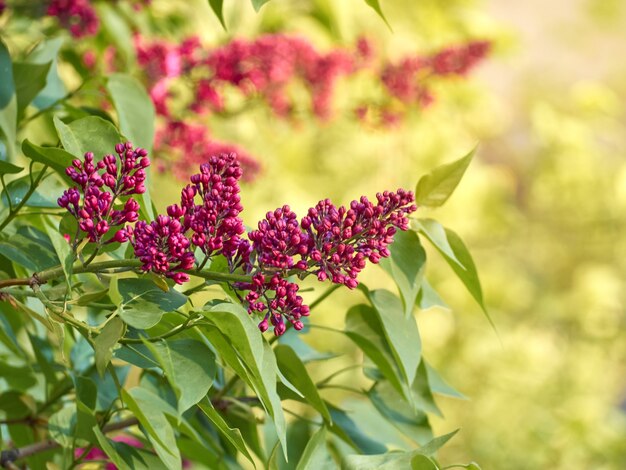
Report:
344,304,405,397
425,362,467,400
296,426,332,470
13,61,51,119
200,301,287,459
411,362,441,417
380,230,426,317
415,148,476,208
106,74,155,152
92,426,133,470
412,219,462,268
96,3,134,63
42,215,73,288
208,0,226,29
416,429,459,456
368,381,432,446
146,339,217,413
0,38,17,160
251,0,271,11
21,139,74,185
274,344,332,422
416,278,448,311
123,388,182,470
54,115,124,159
28,37,66,109
415,220,493,328
411,455,439,470
369,289,421,388
94,317,126,376
364,0,391,29
0,226,59,271
197,400,255,466
48,405,76,448
114,278,187,329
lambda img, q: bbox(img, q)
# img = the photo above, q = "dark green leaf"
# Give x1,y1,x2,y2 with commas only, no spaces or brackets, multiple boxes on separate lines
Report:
12,61,51,119
198,400,255,466
106,74,155,152
0,38,17,160
208,0,227,28
411,362,441,417
369,289,421,388
94,317,126,376
380,230,426,317
415,148,475,208
113,278,187,329
21,139,74,185
146,338,217,413
274,344,331,422
0,160,23,175
92,426,133,470
54,115,124,159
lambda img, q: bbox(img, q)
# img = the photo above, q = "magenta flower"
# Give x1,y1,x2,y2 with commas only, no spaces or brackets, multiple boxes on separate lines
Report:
47,0,99,38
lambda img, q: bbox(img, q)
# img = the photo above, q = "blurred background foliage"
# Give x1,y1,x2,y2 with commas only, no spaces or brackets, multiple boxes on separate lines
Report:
4,0,626,467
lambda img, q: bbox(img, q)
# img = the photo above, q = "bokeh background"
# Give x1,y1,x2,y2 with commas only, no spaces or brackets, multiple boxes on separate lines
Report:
152,1,626,468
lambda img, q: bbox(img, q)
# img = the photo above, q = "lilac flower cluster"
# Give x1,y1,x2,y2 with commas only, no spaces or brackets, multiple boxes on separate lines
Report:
128,212,195,284
47,0,99,38
180,153,246,261
57,143,149,245
238,190,416,334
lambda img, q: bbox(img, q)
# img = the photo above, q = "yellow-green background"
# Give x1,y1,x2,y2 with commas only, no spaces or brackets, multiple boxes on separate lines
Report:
144,0,626,468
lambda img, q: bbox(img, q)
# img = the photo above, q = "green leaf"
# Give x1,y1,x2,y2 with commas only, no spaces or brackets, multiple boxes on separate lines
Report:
96,3,134,63
274,344,332,422
106,73,155,220
411,455,439,470
411,362,442,416
380,230,426,317
278,328,336,362
42,215,73,287
94,317,126,376
114,278,187,329
13,61,51,119
106,74,155,152
295,426,332,470
21,139,74,185
208,0,226,28
342,430,457,470
364,0,391,29
414,220,493,328
412,219,462,268
328,403,387,455
146,338,217,413
416,279,448,311
54,115,124,159
415,148,476,208
123,387,182,470
198,400,255,466
369,289,421,388
200,301,287,459
425,362,466,400
48,405,77,448
344,304,405,397
0,226,59,271
28,37,66,109
368,381,432,446
0,160,23,175
0,38,17,160
251,0,271,11
92,426,133,470
1,172,60,208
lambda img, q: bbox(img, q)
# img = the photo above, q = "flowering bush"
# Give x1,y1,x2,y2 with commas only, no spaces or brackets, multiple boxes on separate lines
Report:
0,1,490,469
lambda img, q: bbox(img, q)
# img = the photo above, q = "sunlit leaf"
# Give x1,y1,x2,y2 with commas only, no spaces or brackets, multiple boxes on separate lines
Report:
415,148,475,208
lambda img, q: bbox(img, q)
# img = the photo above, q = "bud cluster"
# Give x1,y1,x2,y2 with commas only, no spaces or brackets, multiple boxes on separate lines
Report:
57,142,149,244
58,147,416,335
47,0,99,38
